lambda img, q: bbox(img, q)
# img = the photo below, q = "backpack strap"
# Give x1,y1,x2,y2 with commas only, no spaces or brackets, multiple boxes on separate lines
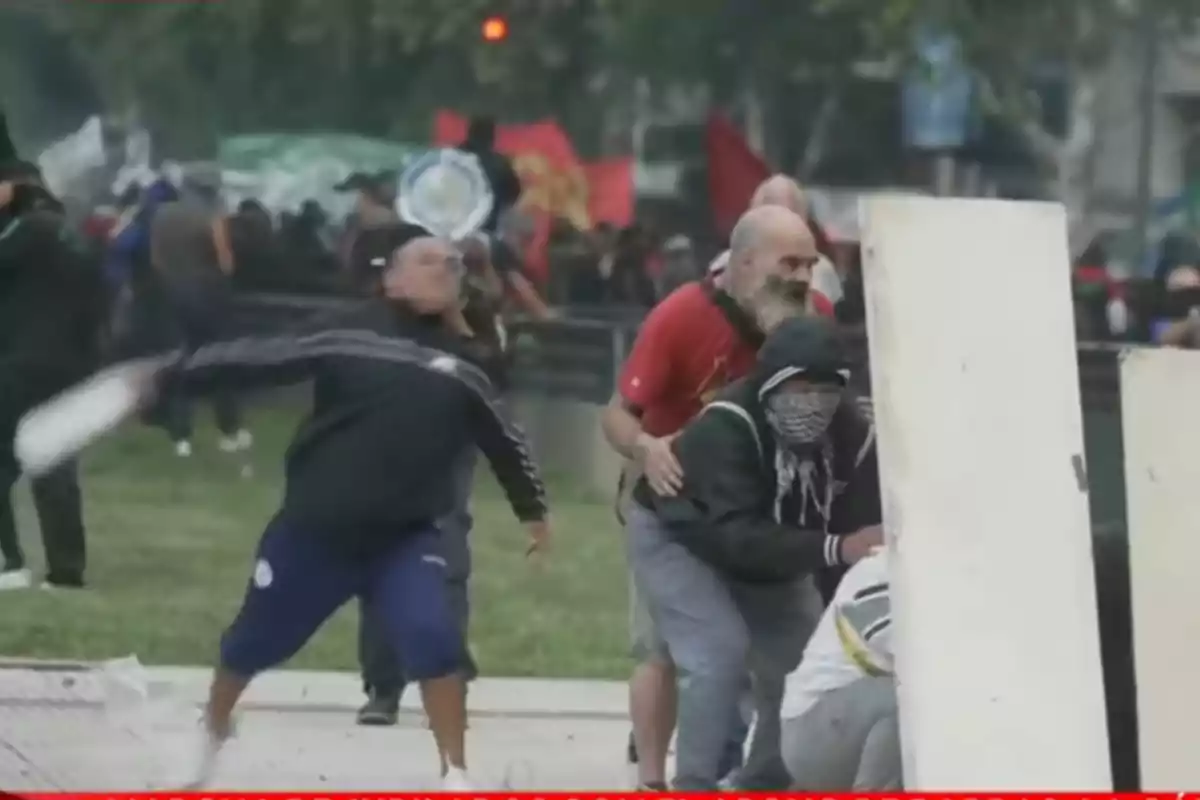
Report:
702,400,763,460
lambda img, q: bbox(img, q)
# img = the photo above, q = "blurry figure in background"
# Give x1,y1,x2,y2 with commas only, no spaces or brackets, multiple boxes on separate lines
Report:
492,208,555,320
1072,233,1129,341
1152,231,1200,287
657,235,700,300
234,198,272,230
279,200,338,285
457,233,511,377
372,169,399,209
300,199,337,254
81,183,136,262
108,177,180,360
595,222,618,276
565,221,617,306
609,224,657,308
1151,263,1200,347
546,216,597,306
833,245,865,330
226,200,285,292
95,184,145,353
338,172,399,291
150,171,252,458
0,109,14,163
456,116,522,235
0,161,107,590
340,171,398,231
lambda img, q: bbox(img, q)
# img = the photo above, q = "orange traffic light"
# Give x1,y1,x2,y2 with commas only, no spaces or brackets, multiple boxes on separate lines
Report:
482,16,508,42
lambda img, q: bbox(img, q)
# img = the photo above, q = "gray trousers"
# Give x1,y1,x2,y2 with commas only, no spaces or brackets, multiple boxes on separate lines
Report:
625,504,821,791
359,449,478,693
781,676,901,791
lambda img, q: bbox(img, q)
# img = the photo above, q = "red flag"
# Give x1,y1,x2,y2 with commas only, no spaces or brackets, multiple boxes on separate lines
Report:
583,159,635,228
434,111,633,282
706,113,770,239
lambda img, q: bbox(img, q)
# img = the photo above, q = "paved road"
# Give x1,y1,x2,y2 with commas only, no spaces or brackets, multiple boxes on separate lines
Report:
0,663,635,791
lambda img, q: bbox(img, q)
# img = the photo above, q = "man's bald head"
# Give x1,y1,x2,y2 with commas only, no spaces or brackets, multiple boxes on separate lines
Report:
726,205,818,317
751,174,807,216
730,205,812,259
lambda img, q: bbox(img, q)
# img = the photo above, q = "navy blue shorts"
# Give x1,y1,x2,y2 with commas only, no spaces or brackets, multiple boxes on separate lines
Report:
220,515,466,681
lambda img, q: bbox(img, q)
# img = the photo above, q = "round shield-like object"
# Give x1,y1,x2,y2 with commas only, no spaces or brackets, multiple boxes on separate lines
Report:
397,148,495,240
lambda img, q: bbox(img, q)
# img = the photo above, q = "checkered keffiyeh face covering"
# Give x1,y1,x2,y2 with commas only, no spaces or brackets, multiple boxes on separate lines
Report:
766,389,842,449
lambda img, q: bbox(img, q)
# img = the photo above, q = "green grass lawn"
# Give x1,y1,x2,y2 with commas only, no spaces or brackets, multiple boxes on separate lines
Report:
2,404,630,679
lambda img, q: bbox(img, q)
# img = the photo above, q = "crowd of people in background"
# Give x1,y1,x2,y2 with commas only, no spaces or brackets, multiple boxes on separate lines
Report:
7,98,1200,792
78,169,681,311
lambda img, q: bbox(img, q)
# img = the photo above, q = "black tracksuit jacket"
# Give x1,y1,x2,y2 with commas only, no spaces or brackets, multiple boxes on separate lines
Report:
159,299,546,552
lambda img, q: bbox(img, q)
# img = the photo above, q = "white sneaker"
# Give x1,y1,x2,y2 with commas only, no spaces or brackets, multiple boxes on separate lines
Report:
0,569,32,591
219,430,253,453
168,724,226,790
441,766,475,791
175,440,193,458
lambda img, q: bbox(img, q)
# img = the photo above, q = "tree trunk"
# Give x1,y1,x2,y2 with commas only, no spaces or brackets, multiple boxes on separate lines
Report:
1054,72,1100,249
985,66,1100,250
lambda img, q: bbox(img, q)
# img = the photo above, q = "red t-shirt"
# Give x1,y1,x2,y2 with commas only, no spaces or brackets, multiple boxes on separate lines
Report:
810,290,834,318
618,283,760,437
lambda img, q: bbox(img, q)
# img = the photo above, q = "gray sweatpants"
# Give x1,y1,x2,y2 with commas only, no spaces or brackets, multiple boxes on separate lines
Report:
781,676,901,791
625,503,822,791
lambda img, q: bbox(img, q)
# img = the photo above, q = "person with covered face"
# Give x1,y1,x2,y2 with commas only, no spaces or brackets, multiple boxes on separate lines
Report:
628,313,883,791
602,203,821,790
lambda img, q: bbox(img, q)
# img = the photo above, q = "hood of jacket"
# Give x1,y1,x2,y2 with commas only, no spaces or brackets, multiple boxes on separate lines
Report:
750,316,850,407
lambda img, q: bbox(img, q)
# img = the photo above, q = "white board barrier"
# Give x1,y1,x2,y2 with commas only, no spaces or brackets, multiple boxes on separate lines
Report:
1120,347,1200,789
861,196,1111,789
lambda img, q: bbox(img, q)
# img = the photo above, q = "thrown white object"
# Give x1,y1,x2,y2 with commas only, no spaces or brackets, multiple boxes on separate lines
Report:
15,363,145,476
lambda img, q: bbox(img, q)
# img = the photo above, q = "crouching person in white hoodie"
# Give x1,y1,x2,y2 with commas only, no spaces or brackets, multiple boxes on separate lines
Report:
779,550,901,790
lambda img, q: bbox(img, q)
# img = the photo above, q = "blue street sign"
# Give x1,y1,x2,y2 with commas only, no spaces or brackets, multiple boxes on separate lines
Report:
902,30,974,150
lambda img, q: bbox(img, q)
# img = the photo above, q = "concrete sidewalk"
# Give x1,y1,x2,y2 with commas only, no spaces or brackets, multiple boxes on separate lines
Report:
0,661,634,791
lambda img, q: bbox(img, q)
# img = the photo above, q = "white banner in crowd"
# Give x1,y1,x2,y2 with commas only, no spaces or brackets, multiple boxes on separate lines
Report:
36,115,106,197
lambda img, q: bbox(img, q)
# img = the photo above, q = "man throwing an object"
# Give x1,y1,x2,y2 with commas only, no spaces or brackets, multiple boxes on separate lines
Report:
133,226,548,791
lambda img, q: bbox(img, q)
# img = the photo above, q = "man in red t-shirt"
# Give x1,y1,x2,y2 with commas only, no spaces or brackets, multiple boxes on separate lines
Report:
601,204,820,789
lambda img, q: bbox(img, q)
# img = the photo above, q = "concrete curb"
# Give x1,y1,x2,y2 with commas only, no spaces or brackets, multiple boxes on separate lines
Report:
0,658,628,720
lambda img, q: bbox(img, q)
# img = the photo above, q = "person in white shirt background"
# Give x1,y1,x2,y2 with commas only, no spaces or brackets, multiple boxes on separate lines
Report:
709,175,843,312
778,549,900,790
